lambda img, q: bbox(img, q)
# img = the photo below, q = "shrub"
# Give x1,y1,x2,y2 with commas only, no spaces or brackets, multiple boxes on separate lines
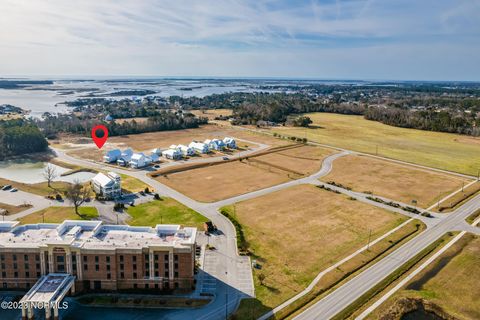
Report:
55,194,63,201
154,193,161,200
144,187,150,193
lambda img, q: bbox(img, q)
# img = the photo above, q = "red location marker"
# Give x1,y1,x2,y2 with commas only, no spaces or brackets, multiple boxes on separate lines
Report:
91,125,109,149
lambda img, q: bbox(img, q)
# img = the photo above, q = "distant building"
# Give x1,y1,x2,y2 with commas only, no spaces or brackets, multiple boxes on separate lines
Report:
151,148,162,156
223,137,237,149
117,148,134,166
130,153,150,168
206,138,225,151
189,142,209,154
103,149,121,163
163,149,182,160
91,172,121,199
149,153,160,163
177,144,195,156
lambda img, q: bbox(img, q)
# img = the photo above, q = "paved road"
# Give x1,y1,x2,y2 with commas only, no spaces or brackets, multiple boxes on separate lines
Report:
293,193,480,320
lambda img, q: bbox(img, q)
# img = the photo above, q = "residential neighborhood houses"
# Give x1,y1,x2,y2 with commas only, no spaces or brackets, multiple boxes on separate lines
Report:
102,137,237,168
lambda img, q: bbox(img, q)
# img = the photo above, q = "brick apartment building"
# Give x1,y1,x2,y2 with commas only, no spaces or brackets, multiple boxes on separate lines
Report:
0,220,197,294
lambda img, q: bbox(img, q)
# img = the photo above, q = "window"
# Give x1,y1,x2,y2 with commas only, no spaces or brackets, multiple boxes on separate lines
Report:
174,272,178,278
120,264,124,270
106,265,110,271
132,256,136,262
57,256,64,263
106,256,110,263
133,272,137,279
35,255,39,262
0,255,4,261
14,272,18,278
120,272,124,279
13,263,17,270
164,271,168,277
36,272,40,277
83,264,88,271
95,265,99,271
107,273,111,280
36,263,40,270
145,271,149,277
24,255,29,261
13,255,17,261
133,264,137,271
174,263,178,269
95,256,99,263
144,254,149,261
154,254,158,261
25,264,29,270
174,255,178,261
154,263,158,269
164,254,169,261
2,272,5,277
120,255,124,262
155,271,159,277
25,271,30,278
83,256,87,262
1,263,4,269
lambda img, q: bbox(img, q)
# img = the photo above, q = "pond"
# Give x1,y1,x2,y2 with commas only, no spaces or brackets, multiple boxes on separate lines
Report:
0,160,96,184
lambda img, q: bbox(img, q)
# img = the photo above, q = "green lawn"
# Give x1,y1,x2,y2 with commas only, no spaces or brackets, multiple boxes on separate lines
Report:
119,173,151,194
19,206,98,224
127,198,208,228
272,113,480,176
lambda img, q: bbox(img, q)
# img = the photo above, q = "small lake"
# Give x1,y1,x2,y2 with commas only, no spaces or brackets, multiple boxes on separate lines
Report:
0,160,96,184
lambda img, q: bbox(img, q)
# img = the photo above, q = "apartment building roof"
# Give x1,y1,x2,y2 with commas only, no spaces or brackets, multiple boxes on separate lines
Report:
0,220,196,251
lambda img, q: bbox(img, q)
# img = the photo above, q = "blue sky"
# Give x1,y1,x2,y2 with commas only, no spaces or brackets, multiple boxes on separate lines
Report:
0,0,479,80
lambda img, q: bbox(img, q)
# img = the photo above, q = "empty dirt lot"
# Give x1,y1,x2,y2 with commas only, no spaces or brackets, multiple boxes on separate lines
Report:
156,145,334,202
222,184,406,310
322,154,471,208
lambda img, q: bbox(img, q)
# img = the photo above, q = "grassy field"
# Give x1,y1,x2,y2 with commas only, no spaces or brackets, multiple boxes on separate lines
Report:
126,198,208,228
190,108,233,120
222,184,407,312
157,160,292,202
254,145,334,176
118,173,151,194
322,154,470,208
19,206,98,224
0,203,32,215
435,181,480,212
0,178,71,197
271,113,480,176
366,234,479,320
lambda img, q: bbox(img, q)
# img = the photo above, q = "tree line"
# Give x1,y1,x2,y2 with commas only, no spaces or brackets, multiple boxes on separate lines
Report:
0,119,48,159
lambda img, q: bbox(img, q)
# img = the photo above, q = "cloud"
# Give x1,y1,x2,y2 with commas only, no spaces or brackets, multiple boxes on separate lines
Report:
0,0,479,80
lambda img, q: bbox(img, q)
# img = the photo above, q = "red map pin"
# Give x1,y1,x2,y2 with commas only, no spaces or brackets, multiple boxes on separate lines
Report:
91,125,109,149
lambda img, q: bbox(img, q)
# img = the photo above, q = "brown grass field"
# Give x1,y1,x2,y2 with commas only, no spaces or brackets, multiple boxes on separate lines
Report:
367,234,480,320
157,160,292,202
190,108,233,120
322,155,470,208
223,184,406,312
156,145,334,202
0,202,32,216
254,145,334,175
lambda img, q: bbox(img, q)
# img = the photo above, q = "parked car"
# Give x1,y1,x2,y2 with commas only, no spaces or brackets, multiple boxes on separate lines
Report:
1,185,12,191
222,156,229,161
10,188,18,192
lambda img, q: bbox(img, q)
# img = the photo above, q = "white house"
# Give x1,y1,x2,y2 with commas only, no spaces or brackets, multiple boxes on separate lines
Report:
189,142,209,154
163,149,182,160
117,148,134,166
130,153,151,168
223,137,237,149
207,138,226,151
177,144,195,156
149,152,160,162
151,148,162,156
103,149,121,163
91,172,121,199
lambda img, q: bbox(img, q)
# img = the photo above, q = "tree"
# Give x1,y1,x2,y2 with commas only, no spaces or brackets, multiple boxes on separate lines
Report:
43,164,58,188
64,181,90,216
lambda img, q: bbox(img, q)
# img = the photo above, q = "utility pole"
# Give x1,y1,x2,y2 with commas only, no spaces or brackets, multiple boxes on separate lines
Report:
225,271,228,320
367,229,372,251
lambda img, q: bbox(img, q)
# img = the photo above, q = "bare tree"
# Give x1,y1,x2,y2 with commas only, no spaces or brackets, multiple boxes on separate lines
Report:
43,164,58,188
65,180,90,216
